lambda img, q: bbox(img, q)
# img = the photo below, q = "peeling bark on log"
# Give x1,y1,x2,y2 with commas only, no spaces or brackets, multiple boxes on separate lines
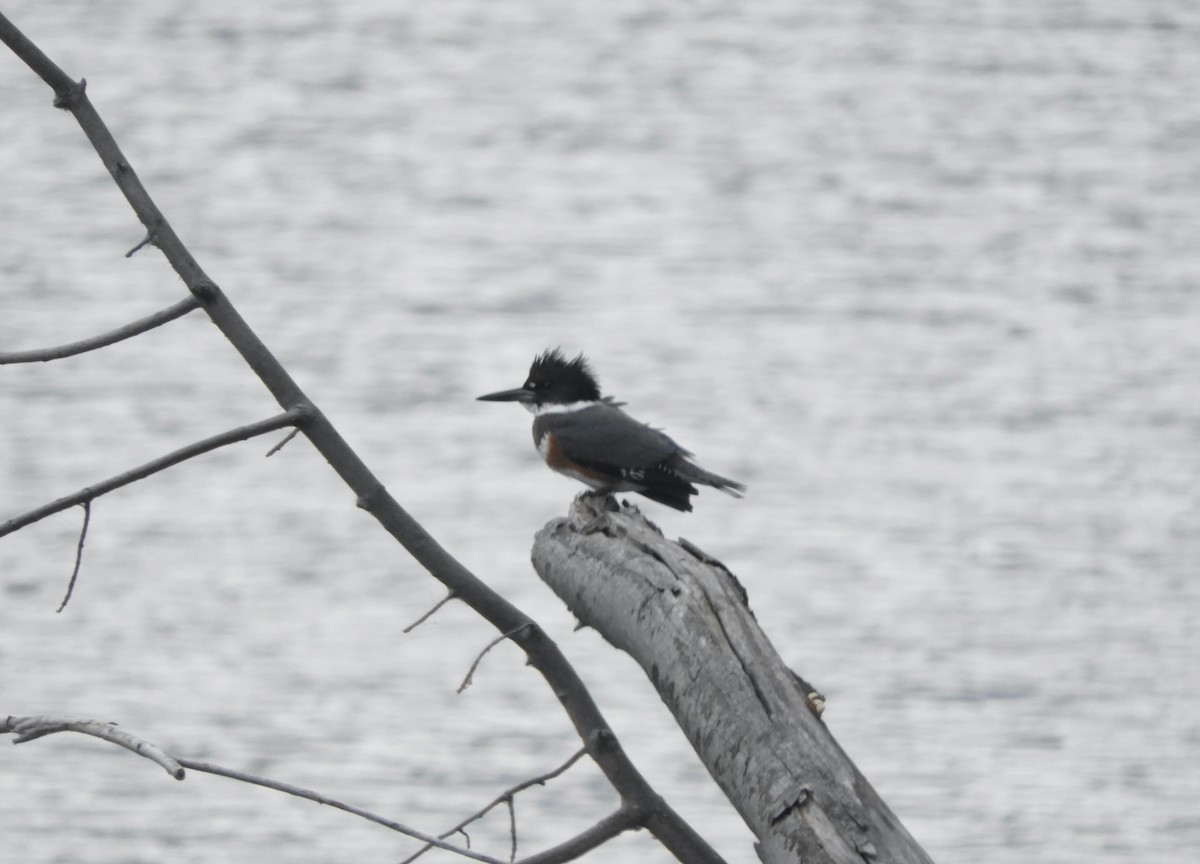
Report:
532,495,935,864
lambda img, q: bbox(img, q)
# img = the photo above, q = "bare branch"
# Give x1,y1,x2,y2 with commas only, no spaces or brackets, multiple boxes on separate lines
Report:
401,749,588,864
0,296,201,364
0,13,729,863
2,715,183,779
506,748,587,801
535,501,937,864
177,759,506,864
515,806,644,864
125,231,155,257
0,13,80,102
0,715,503,863
458,625,529,694
403,590,459,633
0,408,309,540
507,797,518,862
56,500,91,612
265,427,301,457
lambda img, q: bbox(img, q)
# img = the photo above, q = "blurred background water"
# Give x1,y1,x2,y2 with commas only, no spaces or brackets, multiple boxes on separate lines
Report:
2,1,1198,861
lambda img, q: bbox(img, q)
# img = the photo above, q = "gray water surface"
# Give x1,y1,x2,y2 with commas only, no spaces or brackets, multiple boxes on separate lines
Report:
2,2,1198,862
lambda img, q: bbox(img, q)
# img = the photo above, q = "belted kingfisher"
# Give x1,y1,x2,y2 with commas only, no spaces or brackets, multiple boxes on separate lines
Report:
477,349,746,512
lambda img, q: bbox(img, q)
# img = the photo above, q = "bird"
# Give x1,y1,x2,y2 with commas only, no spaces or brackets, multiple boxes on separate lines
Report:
477,348,746,512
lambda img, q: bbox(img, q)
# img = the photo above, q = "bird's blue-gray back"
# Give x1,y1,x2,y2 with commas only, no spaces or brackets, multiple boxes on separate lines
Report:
533,403,687,471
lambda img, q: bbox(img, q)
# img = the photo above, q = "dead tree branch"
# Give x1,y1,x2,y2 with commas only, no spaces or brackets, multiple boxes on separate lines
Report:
516,806,645,864
56,500,91,612
0,12,726,863
177,759,505,863
0,408,309,540
506,798,518,861
2,715,184,779
403,590,459,633
0,296,200,364
0,714,504,863
265,427,301,457
401,748,588,864
126,231,155,257
533,496,935,864
459,625,529,694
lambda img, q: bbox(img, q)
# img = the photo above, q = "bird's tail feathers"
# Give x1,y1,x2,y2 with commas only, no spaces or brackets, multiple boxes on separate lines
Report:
672,458,746,498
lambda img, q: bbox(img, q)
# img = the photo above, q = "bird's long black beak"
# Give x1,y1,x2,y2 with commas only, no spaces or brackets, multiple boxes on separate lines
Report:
477,386,535,404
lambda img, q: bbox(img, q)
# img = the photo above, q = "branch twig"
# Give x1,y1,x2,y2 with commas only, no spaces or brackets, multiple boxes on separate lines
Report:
458,625,528,694
403,590,458,633
401,748,588,864
2,715,183,779
178,759,505,864
265,427,301,457
0,296,201,364
515,806,644,864
0,408,309,539
506,798,518,862
0,715,505,864
126,231,155,257
56,500,91,612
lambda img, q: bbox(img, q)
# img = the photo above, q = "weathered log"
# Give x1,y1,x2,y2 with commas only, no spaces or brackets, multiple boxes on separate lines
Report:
532,495,935,864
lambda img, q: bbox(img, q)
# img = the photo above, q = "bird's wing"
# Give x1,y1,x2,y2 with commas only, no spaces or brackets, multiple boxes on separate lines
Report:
543,403,686,470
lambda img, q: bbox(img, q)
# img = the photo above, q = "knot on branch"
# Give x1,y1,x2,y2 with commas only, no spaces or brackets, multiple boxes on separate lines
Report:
52,76,85,109
289,403,316,425
189,279,219,303
355,482,388,512
588,727,619,755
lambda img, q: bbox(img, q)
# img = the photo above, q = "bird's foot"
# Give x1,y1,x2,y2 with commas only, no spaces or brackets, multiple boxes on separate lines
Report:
577,513,607,535
574,491,618,534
